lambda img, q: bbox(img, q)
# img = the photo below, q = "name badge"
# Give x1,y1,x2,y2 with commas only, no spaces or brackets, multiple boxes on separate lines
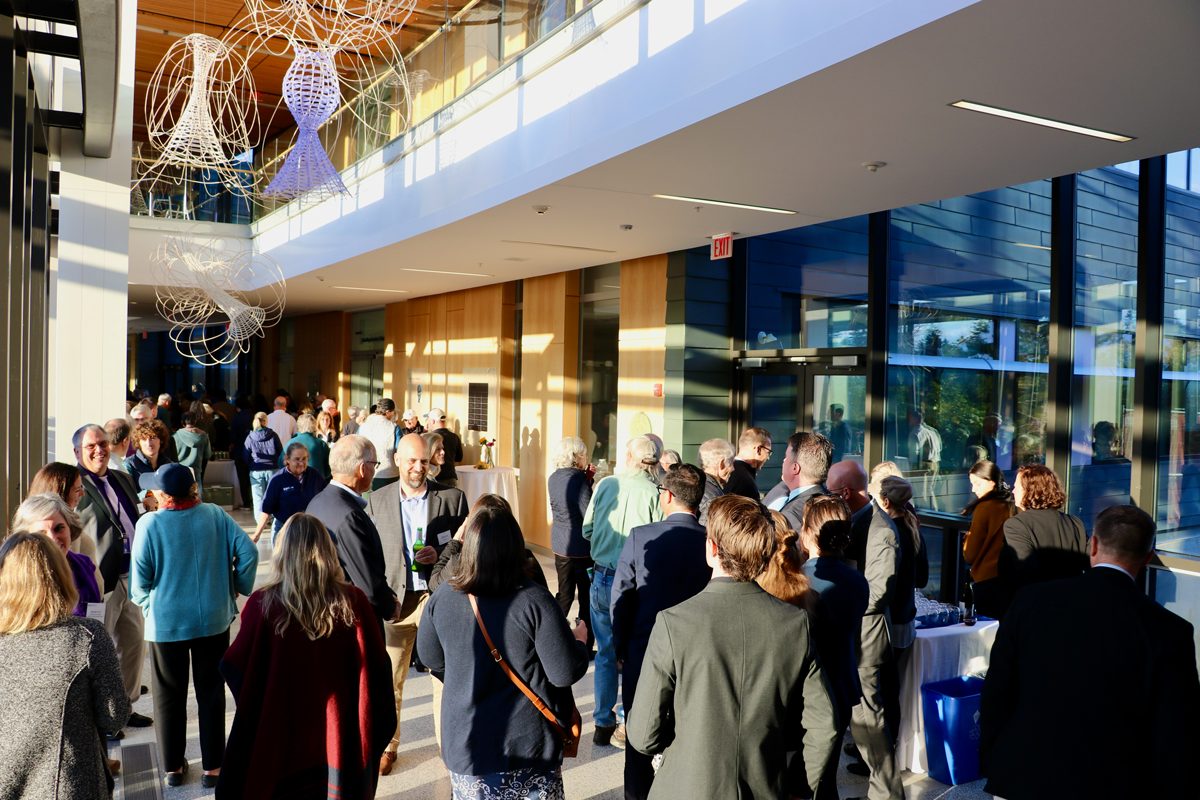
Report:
86,603,106,623
437,530,451,546
122,535,131,554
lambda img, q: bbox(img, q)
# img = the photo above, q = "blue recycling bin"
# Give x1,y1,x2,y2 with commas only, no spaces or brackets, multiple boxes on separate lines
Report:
921,676,984,785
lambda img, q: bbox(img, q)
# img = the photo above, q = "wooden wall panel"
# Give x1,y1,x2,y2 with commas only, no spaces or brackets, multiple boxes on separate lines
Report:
383,301,407,402
291,311,352,411
618,255,669,446
518,271,579,549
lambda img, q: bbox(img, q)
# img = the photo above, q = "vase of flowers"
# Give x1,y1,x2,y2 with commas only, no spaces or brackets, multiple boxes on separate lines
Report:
476,437,495,469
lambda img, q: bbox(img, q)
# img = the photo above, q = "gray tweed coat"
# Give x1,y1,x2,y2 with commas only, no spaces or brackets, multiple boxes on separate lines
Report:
0,617,131,799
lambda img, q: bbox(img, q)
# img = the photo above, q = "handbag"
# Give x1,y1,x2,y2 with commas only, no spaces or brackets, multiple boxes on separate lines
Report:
468,594,583,758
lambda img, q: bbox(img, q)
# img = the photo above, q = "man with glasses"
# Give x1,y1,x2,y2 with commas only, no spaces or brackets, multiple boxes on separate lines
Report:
612,463,712,800
722,427,774,500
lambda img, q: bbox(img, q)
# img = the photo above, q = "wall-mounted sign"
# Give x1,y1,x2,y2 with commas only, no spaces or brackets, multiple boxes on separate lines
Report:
711,233,732,260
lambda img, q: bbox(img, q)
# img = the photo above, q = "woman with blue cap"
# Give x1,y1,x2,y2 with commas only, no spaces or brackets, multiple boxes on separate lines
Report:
131,462,259,789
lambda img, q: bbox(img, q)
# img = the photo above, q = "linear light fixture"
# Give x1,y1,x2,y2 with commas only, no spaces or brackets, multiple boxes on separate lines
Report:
401,268,493,277
332,286,409,293
500,240,618,254
950,101,1134,142
652,194,798,215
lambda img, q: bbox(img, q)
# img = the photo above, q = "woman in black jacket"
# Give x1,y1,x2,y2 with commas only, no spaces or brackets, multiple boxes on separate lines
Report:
1001,464,1088,594
546,437,595,650
419,500,588,799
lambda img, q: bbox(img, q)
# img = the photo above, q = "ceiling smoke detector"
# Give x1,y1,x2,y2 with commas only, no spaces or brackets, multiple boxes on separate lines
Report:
862,161,887,173
620,224,633,231
532,205,550,215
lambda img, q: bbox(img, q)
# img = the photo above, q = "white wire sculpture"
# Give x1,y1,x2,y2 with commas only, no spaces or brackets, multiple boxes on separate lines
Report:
244,0,418,200
152,232,286,366
141,33,261,199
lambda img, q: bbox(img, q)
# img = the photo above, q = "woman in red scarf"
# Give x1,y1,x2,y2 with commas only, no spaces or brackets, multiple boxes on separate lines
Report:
217,513,395,799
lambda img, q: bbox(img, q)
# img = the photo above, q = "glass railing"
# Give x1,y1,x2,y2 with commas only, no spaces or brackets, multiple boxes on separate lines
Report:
131,0,604,223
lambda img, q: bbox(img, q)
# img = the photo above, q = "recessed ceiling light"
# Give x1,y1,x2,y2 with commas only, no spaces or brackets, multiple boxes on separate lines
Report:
401,268,493,277
332,286,409,293
504,257,532,262
950,101,1134,142
652,194,797,215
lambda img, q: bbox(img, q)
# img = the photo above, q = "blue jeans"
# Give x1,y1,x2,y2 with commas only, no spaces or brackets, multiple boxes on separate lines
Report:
250,470,272,519
589,567,623,729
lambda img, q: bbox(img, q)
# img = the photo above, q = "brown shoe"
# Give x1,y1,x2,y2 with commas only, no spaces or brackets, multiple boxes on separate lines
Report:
107,759,121,775
379,750,397,775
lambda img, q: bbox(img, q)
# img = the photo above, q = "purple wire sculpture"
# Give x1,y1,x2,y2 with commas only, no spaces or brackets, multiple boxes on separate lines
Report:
265,45,346,199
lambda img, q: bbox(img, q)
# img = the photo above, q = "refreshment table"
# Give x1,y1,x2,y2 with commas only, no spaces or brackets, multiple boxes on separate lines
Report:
202,460,243,509
455,466,521,523
897,619,998,775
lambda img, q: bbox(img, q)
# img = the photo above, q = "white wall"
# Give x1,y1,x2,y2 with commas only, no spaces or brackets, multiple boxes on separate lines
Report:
48,0,138,462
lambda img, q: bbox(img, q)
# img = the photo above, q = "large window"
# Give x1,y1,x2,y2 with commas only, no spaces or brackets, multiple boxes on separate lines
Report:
1158,155,1200,555
1068,166,1138,531
885,181,1052,513
745,217,869,350
580,264,620,472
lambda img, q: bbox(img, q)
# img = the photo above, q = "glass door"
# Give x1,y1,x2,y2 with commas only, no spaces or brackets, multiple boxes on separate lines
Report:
737,359,866,496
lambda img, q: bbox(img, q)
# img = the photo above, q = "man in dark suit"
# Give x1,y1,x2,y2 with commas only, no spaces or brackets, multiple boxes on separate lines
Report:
980,505,1200,799
612,463,713,800
75,423,153,727
367,432,468,775
722,426,773,500
769,431,832,532
827,460,904,800
306,435,397,630
627,494,839,800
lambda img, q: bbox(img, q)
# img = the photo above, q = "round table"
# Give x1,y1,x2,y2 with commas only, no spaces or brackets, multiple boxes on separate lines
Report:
455,466,520,523
896,619,999,775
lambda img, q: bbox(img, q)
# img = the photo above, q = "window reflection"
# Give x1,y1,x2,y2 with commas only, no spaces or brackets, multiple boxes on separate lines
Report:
885,182,1052,513
580,265,620,473
1068,166,1138,531
745,217,869,349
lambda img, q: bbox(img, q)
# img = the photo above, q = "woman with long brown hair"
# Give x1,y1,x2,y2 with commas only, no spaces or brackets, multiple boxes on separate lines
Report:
0,532,130,798
219,513,395,799
756,511,817,612
960,460,1015,617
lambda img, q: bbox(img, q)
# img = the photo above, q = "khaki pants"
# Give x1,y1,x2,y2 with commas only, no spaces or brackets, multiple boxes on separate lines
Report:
104,574,147,707
383,591,430,752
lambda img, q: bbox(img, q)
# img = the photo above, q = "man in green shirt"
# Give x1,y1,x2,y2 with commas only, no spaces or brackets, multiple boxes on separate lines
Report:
582,435,665,745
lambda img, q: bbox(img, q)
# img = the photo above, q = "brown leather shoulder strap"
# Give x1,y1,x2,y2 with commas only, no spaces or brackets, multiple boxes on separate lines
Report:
468,594,567,737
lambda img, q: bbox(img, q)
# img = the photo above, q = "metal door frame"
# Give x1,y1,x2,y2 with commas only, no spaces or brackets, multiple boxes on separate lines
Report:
734,354,868,442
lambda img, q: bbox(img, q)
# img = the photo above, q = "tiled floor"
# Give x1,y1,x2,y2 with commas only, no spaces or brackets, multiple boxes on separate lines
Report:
114,507,992,799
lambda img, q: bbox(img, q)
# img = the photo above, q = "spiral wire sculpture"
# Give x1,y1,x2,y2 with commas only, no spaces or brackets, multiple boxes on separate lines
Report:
140,33,261,199
152,232,287,366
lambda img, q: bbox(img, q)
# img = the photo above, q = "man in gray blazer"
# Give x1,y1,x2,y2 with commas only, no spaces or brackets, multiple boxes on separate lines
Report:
367,432,468,774
626,494,839,800
75,423,152,727
828,460,903,800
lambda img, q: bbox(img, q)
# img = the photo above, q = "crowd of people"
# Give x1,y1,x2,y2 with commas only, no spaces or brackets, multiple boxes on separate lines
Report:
1,394,1197,800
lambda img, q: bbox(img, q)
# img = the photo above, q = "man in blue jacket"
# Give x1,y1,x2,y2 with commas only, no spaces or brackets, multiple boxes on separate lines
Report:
612,463,712,800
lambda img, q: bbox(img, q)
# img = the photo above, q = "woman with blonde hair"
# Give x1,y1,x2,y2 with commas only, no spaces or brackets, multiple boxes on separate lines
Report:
219,514,395,799
0,532,130,798
756,511,817,612
316,410,339,444
797,494,869,800
423,430,446,480
244,411,284,519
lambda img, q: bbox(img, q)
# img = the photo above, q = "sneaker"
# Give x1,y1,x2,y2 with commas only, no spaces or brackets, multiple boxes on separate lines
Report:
593,725,616,746
611,723,626,750
126,712,154,728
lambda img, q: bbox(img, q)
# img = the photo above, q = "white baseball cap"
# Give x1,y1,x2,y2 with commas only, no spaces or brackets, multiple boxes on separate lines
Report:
402,408,418,421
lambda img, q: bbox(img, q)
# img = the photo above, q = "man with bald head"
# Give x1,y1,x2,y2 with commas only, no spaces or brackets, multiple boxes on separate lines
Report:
367,432,469,774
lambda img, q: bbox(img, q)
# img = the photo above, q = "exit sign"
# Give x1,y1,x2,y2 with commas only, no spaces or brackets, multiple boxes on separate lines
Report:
710,233,732,260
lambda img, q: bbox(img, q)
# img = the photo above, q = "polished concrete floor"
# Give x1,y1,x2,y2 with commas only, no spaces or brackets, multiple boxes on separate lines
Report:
113,507,992,799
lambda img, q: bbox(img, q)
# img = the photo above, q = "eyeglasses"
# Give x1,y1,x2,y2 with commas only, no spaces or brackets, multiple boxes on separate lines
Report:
655,485,671,494
760,446,773,456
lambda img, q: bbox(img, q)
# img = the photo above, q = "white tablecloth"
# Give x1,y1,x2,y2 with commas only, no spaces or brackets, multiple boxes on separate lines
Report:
455,466,520,523
896,620,998,774
202,460,243,509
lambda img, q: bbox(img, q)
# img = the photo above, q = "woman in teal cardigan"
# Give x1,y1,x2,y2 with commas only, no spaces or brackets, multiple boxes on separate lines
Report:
131,463,259,788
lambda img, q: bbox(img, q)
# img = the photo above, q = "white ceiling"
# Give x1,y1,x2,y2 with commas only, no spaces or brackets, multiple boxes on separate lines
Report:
133,0,1200,321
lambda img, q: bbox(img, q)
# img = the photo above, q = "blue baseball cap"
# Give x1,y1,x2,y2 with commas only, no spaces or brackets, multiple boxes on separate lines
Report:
139,463,195,499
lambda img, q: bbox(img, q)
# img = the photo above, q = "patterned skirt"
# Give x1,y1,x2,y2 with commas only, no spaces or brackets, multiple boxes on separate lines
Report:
449,765,565,800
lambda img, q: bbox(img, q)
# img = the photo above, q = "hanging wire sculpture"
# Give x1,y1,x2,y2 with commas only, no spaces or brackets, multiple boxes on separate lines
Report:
152,231,286,366
243,0,419,200
140,33,262,199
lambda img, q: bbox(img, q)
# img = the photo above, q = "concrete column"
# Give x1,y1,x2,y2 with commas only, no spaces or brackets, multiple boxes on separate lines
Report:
48,0,136,462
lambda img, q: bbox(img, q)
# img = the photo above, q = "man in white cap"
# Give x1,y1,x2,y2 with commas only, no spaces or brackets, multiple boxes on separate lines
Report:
424,409,463,488
399,409,424,437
